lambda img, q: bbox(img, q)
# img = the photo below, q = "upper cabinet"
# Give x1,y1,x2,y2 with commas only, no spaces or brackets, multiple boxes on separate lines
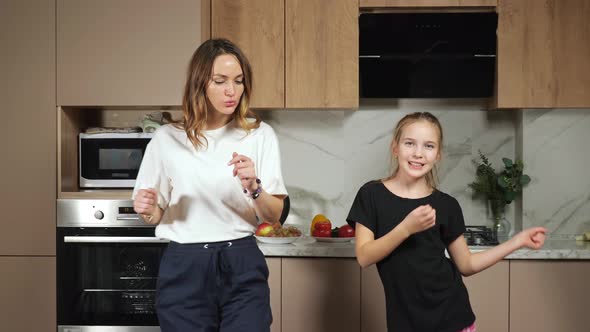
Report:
57,0,209,106
212,0,358,109
212,0,285,108
360,0,497,8
496,0,590,108
1,0,56,256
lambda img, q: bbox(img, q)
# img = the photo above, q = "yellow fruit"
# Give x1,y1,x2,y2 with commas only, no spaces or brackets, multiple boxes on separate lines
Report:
310,214,330,233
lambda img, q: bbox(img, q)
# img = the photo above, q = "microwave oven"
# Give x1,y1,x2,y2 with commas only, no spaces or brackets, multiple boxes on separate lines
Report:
79,132,154,188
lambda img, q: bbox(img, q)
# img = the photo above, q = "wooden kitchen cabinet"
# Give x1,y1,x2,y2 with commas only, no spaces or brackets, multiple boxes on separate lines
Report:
360,0,497,8
360,265,386,332
212,0,284,108
510,260,590,332
212,0,358,109
463,261,509,332
281,258,360,332
361,261,509,332
57,0,209,106
496,0,590,108
0,0,56,255
286,0,358,108
0,257,56,332
267,257,282,332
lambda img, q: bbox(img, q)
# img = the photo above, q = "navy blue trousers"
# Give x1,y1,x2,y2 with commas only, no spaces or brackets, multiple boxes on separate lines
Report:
156,236,271,332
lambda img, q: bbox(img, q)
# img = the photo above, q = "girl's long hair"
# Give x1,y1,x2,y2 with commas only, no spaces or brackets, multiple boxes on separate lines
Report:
176,38,260,148
385,112,443,189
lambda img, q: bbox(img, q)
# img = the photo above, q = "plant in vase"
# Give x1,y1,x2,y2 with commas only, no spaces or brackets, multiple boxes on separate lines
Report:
468,151,531,242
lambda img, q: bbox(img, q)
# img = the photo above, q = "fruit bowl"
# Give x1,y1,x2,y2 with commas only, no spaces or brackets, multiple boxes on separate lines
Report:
255,235,301,244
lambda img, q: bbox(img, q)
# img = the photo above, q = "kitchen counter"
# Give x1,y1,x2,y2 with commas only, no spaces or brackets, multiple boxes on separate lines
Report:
258,237,590,259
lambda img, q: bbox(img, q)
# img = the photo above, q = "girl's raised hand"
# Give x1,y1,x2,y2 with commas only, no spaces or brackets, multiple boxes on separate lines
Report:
512,227,547,250
400,204,436,236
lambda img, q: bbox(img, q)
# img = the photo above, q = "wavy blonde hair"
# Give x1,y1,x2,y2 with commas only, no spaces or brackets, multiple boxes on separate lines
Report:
386,112,443,189
176,38,260,148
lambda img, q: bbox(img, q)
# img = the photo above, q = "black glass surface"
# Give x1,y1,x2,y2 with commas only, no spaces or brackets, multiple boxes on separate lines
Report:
57,227,164,326
359,12,498,98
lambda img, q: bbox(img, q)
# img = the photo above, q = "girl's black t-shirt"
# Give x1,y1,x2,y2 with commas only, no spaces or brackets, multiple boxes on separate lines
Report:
347,181,475,332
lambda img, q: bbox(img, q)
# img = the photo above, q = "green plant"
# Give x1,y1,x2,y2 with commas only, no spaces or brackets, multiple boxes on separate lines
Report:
468,150,531,218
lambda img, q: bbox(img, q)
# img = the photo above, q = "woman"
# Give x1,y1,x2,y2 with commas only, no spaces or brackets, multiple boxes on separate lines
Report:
133,38,288,332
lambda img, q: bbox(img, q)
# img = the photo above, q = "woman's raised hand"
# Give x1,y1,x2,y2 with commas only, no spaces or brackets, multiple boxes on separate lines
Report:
400,205,436,236
228,152,258,193
133,188,158,223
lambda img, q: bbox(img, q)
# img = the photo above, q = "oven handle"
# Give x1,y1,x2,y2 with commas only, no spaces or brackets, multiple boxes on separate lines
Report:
64,236,170,243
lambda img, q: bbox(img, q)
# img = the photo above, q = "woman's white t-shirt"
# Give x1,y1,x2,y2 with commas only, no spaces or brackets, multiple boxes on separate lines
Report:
132,120,288,243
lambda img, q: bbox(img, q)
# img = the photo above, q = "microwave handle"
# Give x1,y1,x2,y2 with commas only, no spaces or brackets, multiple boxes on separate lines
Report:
64,236,170,243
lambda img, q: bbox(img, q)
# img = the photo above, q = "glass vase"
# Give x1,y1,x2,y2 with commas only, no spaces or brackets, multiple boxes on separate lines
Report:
489,199,511,243
492,215,511,243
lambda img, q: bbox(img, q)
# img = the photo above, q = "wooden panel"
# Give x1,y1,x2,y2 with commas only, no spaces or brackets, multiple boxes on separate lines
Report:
286,0,358,108
57,0,205,106
463,261,509,332
497,0,590,108
282,258,360,332
0,0,56,255
510,261,590,332
212,0,285,108
0,257,56,332
360,0,497,7
267,258,281,332
360,265,386,332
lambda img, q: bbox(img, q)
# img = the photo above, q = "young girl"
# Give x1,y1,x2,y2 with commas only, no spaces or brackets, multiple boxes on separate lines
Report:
347,112,546,332
133,39,287,331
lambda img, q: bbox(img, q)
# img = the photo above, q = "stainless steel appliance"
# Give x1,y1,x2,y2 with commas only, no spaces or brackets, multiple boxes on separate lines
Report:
79,133,153,188
57,199,168,332
464,225,499,246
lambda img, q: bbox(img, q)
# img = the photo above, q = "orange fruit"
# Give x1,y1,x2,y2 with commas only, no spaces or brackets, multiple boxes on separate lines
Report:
310,214,330,233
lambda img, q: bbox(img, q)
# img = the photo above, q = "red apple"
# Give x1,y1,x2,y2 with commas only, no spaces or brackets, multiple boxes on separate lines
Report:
338,225,355,237
255,222,274,236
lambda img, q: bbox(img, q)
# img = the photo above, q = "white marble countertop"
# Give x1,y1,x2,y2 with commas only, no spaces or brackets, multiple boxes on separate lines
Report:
257,237,590,260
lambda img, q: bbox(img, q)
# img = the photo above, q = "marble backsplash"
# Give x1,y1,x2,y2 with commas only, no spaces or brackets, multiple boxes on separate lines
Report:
260,99,520,234
522,109,590,238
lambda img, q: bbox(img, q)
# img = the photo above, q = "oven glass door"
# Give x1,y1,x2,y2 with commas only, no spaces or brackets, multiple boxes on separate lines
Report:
57,227,166,327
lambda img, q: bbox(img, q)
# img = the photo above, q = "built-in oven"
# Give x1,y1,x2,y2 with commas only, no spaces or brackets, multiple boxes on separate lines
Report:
57,199,169,332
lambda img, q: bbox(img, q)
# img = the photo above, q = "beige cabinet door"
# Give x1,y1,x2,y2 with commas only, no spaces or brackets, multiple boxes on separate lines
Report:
0,257,56,332
0,0,55,255
361,265,386,332
497,0,590,108
510,261,590,332
267,257,282,332
463,261,509,332
286,0,358,108
282,258,360,332
212,0,285,108
57,0,206,106
361,261,509,332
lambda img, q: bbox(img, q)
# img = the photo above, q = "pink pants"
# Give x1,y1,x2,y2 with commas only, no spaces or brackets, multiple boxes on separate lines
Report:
459,323,476,332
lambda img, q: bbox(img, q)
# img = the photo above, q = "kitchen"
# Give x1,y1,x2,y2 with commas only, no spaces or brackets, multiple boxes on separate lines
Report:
1,0,590,332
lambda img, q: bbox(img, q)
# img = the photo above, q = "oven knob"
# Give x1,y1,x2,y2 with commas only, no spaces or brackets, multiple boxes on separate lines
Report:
94,210,104,220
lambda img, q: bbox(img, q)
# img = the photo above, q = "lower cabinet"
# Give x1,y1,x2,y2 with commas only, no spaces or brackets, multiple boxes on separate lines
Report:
463,261,509,332
267,257,282,332
361,261,510,332
361,265,386,332
510,260,590,332
281,258,360,332
0,257,56,332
